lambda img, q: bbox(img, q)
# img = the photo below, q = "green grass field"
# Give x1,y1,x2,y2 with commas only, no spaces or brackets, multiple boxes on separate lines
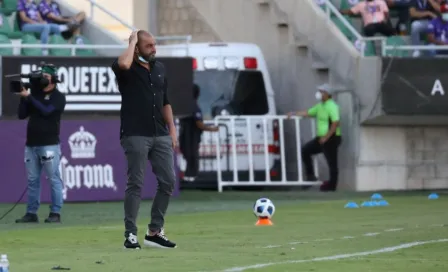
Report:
0,190,447,272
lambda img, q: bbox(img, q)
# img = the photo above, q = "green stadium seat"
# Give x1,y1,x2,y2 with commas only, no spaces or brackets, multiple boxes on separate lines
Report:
0,12,22,39
0,33,14,55
331,15,356,41
21,34,43,56
363,40,376,56
49,34,71,56
339,0,358,10
385,35,408,57
1,0,17,16
75,36,96,56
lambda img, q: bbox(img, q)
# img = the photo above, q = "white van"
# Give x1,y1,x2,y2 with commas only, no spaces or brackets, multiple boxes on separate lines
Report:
157,42,281,187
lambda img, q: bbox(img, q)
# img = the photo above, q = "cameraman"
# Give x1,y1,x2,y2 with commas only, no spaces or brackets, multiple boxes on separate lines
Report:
14,65,66,224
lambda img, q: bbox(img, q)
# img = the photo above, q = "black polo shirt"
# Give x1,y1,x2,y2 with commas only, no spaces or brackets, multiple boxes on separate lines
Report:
112,59,170,138
410,0,437,22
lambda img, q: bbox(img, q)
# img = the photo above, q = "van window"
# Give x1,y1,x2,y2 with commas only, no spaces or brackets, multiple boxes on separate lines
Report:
194,70,269,119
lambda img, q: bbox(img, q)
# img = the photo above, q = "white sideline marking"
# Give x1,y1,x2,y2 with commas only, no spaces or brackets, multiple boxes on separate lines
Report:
263,245,281,249
222,239,448,272
260,224,445,249
363,232,380,237
353,257,434,262
289,241,308,245
385,228,404,232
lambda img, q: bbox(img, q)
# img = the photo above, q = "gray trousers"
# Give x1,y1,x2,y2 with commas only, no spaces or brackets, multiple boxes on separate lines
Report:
120,135,176,237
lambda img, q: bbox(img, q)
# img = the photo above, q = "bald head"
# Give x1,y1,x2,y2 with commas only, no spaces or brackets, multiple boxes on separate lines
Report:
136,30,153,45
134,30,156,63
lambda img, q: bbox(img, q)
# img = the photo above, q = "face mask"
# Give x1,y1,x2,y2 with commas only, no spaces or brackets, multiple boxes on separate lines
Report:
442,14,448,21
40,77,50,88
138,55,149,63
137,54,156,64
315,91,323,101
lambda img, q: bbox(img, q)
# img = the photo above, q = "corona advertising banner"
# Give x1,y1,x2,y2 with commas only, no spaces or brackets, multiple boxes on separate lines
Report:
0,120,180,203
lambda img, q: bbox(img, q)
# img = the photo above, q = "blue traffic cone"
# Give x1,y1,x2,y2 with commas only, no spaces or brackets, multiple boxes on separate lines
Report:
344,202,359,208
428,193,439,200
376,200,389,206
371,193,383,200
361,201,374,207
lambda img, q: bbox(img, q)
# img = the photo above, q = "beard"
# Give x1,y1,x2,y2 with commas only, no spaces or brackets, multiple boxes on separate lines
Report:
139,52,156,62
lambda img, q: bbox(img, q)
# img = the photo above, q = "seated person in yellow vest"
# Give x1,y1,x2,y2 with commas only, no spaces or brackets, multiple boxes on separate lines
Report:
287,84,342,192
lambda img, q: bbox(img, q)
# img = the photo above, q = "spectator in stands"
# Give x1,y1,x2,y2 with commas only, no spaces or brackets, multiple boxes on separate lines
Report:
38,0,86,44
17,0,66,55
384,0,412,34
409,0,441,57
341,0,395,37
426,1,448,56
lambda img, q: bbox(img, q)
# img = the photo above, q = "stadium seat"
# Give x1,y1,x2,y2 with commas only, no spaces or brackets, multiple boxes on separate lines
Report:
49,34,71,56
0,33,14,55
385,35,408,57
363,40,376,56
331,15,356,41
0,12,22,39
75,36,96,56
339,0,358,10
1,0,17,16
21,34,43,56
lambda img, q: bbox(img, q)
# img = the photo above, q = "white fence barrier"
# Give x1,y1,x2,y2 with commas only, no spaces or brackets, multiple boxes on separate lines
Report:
213,115,322,192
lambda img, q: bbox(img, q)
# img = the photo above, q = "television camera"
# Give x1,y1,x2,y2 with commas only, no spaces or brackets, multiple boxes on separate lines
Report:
4,63,60,94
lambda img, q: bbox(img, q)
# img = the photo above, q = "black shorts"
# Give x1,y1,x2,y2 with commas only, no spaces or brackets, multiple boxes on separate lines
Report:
61,31,73,40
56,16,75,40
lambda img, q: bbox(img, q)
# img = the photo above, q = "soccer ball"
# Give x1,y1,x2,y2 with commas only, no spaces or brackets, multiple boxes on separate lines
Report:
253,198,275,219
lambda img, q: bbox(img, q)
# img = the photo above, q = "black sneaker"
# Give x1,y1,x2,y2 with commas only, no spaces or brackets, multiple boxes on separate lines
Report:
144,229,177,249
44,213,61,223
15,213,39,223
124,233,141,250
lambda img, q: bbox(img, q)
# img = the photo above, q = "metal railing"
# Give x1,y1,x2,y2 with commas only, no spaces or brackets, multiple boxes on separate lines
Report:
322,0,362,40
213,115,321,193
0,35,192,56
320,0,448,57
321,0,365,55
86,0,134,31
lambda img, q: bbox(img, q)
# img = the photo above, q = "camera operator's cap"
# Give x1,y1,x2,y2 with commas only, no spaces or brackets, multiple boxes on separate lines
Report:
41,64,57,76
317,83,333,94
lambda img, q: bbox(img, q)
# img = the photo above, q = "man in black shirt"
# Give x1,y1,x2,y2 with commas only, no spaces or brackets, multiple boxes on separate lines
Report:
15,64,66,224
179,84,219,182
112,30,177,249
